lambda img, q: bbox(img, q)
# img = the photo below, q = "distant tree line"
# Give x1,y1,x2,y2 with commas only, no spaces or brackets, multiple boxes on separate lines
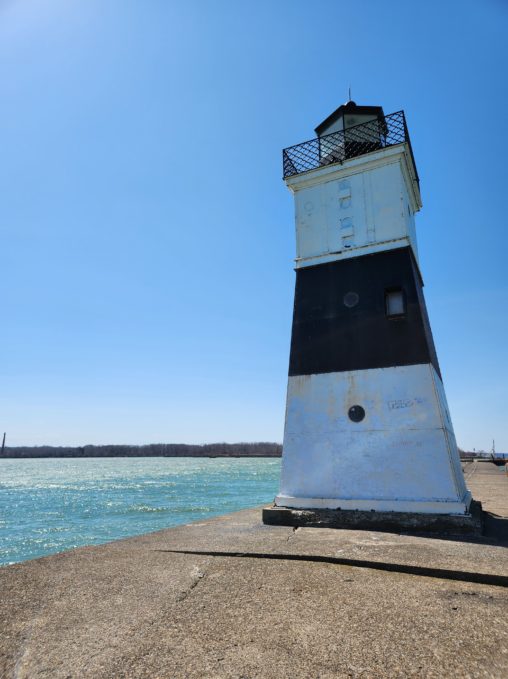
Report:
1,442,282,459
3,444,498,461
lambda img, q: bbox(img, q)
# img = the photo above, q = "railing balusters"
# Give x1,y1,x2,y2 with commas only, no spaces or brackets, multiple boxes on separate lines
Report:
282,111,416,184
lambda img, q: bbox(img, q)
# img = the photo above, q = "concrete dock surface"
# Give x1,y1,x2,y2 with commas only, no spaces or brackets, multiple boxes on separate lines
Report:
1,460,507,679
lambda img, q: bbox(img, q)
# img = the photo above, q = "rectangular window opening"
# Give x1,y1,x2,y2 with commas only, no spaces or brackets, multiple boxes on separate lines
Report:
385,288,406,317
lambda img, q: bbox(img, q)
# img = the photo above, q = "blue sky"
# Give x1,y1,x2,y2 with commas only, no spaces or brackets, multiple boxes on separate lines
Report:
1,0,507,450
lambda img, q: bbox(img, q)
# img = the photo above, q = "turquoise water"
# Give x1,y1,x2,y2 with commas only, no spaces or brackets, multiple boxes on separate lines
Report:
0,457,281,566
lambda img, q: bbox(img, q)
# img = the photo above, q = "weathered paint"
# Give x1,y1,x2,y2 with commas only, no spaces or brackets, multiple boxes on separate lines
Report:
276,365,470,514
287,145,421,270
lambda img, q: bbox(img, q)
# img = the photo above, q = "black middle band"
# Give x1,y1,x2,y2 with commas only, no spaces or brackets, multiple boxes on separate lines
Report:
288,247,440,377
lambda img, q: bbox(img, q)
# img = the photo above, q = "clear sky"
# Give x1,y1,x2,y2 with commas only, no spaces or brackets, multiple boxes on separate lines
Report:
1,0,507,450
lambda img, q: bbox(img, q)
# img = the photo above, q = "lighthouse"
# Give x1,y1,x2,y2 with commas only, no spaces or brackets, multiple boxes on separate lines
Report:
264,101,479,532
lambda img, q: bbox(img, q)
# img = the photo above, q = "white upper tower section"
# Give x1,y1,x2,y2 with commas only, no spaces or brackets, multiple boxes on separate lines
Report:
283,103,422,270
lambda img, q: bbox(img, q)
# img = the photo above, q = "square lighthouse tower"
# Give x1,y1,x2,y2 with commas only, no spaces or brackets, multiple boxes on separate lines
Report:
264,101,479,533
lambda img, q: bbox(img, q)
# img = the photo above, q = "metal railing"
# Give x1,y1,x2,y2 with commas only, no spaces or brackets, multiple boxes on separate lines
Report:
282,110,418,184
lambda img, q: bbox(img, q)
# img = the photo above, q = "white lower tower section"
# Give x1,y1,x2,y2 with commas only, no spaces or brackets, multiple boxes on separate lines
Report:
276,364,471,514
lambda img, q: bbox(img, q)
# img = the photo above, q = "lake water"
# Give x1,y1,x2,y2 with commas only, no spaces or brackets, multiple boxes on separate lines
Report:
0,457,281,566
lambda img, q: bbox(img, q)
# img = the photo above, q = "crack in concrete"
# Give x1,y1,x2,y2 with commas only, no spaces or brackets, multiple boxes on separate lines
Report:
286,526,299,543
13,604,46,679
175,565,205,602
464,459,478,482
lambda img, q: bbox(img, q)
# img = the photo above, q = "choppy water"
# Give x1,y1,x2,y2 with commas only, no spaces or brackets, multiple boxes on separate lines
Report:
0,457,281,566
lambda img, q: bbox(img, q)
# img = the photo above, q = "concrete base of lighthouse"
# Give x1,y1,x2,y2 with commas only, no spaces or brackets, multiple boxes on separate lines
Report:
262,500,483,535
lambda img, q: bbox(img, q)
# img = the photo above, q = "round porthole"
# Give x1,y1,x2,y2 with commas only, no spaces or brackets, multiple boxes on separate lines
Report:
343,291,359,308
348,405,365,422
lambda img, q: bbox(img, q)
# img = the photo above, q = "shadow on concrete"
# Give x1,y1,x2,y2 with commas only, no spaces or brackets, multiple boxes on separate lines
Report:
157,549,508,589
421,512,508,548
483,513,508,544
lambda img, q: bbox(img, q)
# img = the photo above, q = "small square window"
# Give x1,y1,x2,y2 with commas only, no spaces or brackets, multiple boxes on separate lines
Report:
385,288,405,317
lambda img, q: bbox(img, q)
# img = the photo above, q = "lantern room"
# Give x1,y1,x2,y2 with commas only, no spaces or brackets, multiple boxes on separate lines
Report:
315,100,385,136
315,100,388,164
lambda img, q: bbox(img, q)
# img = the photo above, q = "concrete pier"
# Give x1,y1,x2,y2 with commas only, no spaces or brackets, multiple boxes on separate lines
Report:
1,460,507,678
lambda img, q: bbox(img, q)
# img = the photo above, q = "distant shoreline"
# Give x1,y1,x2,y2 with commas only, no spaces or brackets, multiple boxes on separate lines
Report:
1,442,282,459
